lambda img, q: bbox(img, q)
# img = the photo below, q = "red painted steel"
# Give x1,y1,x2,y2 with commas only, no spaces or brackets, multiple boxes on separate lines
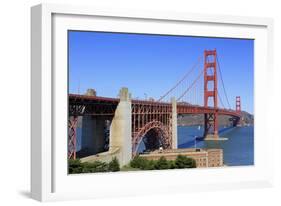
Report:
68,94,240,117
131,102,172,154
236,96,241,113
68,116,78,159
68,94,241,158
203,49,219,137
132,120,170,155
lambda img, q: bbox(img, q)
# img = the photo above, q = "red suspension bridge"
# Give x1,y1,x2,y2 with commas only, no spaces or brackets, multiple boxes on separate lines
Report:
68,49,241,159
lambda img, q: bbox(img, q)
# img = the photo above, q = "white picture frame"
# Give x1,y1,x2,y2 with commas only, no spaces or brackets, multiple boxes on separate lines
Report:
31,3,274,202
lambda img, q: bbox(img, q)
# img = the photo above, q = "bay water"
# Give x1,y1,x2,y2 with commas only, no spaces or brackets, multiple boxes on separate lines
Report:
178,125,254,166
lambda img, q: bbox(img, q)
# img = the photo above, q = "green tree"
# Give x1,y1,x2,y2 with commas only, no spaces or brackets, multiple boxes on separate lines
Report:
130,155,149,169
175,155,196,168
168,160,176,169
145,160,156,170
81,162,94,173
68,159,83,174
185,157,196,168
108,157,120,172
90,161,109,172
154,156,169,170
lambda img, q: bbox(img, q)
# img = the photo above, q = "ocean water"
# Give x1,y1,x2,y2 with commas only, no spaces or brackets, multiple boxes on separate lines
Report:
76,125,254,166
178,125,254,166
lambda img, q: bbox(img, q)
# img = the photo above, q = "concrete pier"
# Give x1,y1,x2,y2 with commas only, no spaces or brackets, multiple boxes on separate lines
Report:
204,134,220,140
81,88,132,166
109,87,132,166
205,135,228,141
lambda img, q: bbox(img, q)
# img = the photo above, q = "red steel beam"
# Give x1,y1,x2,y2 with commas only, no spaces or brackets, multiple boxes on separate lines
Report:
203,49,219,137
69,93,241,118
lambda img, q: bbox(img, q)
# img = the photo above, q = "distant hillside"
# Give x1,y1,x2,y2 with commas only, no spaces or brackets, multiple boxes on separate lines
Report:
178,111,254,126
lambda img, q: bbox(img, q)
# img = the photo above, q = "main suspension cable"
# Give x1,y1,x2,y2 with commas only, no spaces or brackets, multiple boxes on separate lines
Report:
158,55,202,102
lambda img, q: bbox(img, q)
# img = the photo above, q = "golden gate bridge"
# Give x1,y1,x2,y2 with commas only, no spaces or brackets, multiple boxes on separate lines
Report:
68,49,241,160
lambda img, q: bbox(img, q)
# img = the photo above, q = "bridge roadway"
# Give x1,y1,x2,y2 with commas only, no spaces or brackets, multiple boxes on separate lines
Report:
69,94,241,118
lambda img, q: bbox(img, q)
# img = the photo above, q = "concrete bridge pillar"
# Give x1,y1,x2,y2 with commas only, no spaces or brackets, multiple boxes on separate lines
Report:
171,97,178,149
109,88,132,166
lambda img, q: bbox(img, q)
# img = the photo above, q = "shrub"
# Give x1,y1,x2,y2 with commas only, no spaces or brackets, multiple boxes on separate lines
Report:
130,155,149,169
69,154,197,174
154,156,169,170
68,159,110,174
81,162,94,173
145,160,156,170
175,155,196,169
186,158,196,168
68,159,83,174
87,161,108,173
108,157,120,172
129,155,196,171
168,160,176,169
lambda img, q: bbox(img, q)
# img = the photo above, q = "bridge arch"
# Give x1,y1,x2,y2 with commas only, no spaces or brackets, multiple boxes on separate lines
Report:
132,120,170,155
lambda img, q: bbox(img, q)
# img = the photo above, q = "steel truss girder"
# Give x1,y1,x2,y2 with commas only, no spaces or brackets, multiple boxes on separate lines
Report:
68,116,78,159
131,103,172,155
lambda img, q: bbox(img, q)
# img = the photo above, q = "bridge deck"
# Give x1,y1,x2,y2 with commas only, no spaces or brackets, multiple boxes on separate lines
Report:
69,94,241,118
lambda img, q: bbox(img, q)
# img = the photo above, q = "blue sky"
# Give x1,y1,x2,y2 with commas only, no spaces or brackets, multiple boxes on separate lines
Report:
68,31,254,114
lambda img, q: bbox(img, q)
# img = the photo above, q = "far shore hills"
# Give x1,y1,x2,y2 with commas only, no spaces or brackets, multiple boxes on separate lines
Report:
178,111,254,126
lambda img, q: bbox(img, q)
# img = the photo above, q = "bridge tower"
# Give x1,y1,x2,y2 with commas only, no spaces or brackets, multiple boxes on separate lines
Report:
236,96,241,113
233,96,242,127
203,49,219,139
